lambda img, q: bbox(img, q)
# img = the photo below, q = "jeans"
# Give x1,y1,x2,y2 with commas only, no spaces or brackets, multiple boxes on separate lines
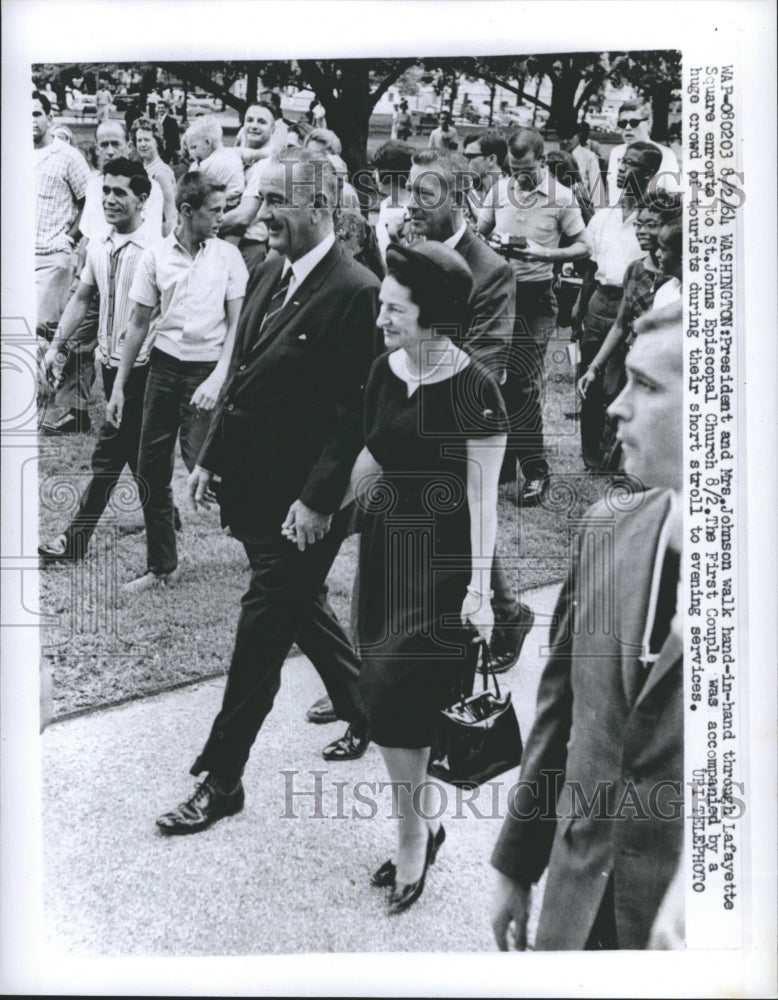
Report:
64,364,148,550
137,348,216,575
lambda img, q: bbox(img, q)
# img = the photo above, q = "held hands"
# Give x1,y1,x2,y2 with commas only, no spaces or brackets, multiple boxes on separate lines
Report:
491,873,532,951
461,587,495,644
190,370,225,412
281,499,332,552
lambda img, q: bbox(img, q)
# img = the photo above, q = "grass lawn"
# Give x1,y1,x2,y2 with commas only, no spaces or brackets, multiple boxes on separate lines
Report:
39,325,610,720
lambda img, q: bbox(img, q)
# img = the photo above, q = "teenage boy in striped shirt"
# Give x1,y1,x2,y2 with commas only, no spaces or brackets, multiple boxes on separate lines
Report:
38,158,156,563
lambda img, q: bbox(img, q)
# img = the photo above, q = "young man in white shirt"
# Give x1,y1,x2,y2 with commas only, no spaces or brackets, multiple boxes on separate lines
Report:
106,172,248,592
38,158,155,562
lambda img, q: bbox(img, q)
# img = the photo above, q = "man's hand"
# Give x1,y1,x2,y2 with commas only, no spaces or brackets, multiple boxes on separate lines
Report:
511,237,548,262
188,465,213,510
190,371,225,412
491,873,532,951
647,863,684,949
105,385,124,428
577,366,600,399
281,500,331,552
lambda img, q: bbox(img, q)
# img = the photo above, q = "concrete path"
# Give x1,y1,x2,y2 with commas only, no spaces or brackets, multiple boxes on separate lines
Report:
41,584,561,960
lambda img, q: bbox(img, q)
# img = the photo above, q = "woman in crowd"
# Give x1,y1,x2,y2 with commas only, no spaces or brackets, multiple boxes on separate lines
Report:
577,193,682,468
345,242,507,914
131,117,177,236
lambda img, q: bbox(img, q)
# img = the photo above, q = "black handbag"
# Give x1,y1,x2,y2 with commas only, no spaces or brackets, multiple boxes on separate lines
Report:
427,639,523,788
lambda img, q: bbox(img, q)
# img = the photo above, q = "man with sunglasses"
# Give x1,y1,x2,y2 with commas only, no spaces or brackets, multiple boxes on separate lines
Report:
607,101,680,206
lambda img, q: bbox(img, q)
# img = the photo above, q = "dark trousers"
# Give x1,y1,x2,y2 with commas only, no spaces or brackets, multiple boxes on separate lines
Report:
138,348,216,575
190,505,366,782
579,285,622,470
64,364,148,550
501,280,557,483
585,877,619,950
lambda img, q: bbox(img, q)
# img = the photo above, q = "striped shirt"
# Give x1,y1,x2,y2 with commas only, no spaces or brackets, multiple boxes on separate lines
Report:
79,227,156,367
129,232,248,362
34,139,90,254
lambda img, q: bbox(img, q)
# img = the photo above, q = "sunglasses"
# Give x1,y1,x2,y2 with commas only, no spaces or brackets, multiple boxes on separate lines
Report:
618,118,646,129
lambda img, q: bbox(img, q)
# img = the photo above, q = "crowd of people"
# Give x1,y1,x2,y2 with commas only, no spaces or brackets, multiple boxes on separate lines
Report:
34,86,685,946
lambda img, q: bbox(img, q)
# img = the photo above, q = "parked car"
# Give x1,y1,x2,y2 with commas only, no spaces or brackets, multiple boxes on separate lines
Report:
186,91,225,115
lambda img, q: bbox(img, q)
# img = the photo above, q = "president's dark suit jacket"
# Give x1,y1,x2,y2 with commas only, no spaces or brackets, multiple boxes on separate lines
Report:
455,227,515,373
199,242,380,539
491,489,683,950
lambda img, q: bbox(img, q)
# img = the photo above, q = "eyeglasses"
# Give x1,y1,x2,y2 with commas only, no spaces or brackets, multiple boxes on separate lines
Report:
618,118,646,129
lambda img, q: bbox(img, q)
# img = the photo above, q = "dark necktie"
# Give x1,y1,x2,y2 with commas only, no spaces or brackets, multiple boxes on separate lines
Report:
259,265,293,335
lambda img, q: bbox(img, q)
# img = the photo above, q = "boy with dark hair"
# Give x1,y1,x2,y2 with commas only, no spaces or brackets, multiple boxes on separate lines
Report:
39,157,154,562
106,172,248,592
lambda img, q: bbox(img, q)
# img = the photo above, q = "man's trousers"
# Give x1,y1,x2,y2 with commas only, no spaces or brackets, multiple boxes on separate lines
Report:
190,505,366,782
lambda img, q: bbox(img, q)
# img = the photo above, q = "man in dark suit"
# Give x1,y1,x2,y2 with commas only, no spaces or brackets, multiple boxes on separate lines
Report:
405,147,535,671
491,302,685,950
156,149,379,835
155,100,180,163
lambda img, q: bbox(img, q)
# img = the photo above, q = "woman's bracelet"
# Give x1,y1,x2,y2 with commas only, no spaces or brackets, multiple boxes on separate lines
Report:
466,584,494,599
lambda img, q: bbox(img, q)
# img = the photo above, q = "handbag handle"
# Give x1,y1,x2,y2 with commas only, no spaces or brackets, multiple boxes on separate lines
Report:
457,636,503,708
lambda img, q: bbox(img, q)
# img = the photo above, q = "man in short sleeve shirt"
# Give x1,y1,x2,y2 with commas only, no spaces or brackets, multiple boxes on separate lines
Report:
478,127,588,504
106,172,248,591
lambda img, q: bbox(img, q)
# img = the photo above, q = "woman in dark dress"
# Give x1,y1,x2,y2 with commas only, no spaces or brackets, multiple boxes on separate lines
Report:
344,242,508,913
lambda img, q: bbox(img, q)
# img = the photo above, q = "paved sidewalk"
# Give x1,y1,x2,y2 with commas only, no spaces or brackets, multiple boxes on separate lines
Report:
41,584,561,959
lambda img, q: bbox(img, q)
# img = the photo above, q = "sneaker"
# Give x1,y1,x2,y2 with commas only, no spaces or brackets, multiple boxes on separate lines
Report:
121,567,181,594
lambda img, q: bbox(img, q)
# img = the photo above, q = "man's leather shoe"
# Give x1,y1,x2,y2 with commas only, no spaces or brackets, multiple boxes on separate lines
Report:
38,533,83,564
516,477,548,507
306,695,337,724
322,722,369,761
489,602,535,673
156,777,244,835
41,409,91,435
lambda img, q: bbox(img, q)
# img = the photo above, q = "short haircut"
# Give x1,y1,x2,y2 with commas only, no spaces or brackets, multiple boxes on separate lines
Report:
185,116,223,145
371,140,414,182
411,148,472,200
658,218,683,255
507,127,544,160
625,141,663,177
101,156,152,198
287,120,313,143
97,119,128,141
438,109,451,119
305,128,342,155
639,191,683,224
619,100,647,117
33,89,52,115
633,299,683,365
464,129,508,162
270,148,340,211
577,121,591,141
176,171,226,211
544,149,579,188
244,101,276,123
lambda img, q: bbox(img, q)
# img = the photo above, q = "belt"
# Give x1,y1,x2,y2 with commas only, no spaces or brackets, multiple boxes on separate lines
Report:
594,282,623,297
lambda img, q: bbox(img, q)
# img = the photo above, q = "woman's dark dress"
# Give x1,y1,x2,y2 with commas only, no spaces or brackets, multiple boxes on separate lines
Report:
357,353,509,748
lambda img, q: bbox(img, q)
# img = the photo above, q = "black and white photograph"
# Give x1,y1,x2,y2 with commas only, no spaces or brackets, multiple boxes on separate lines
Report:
1,1,776,996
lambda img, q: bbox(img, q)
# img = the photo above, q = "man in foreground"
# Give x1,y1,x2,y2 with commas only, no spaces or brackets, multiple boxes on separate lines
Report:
155,150,378,834
491,301,685,950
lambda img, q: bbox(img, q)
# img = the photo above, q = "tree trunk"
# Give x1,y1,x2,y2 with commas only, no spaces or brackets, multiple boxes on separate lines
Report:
246,67,258,107
488,83,496,125
650,86,672,142
549,59,581,133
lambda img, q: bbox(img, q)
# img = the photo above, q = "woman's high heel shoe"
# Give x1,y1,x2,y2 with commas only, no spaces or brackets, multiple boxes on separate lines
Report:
370,824,445,888
387,831,433,915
